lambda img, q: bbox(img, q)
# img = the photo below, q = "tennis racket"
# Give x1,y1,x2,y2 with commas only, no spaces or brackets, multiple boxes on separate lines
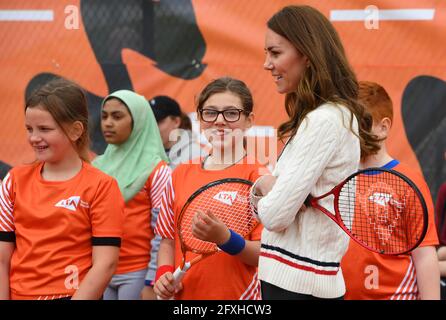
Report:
172,178,258,285
306,168,428,255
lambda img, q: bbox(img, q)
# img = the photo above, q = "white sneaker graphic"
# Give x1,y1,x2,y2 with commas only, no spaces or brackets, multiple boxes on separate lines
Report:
55,196,81,212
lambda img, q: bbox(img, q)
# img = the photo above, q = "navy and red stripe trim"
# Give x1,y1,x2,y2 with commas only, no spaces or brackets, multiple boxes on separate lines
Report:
260,244,340,275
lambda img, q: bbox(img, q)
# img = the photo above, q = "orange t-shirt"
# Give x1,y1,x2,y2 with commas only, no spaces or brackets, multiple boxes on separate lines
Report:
155,156,266,300
0,161,124,300
116,161,170,274
341,162,439,300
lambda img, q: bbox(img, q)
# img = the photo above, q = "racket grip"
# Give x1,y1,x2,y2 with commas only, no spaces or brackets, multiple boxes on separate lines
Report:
156,264,190,301
172,262,190,286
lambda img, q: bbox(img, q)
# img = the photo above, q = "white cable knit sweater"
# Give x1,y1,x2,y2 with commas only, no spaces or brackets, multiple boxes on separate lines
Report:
257,103,360,298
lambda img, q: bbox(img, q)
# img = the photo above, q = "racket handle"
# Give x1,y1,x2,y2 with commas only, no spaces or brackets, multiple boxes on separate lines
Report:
172,262,190,286
156,263,190,301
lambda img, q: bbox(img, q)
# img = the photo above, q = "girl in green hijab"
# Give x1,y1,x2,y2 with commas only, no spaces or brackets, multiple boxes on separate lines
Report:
93,90,171,300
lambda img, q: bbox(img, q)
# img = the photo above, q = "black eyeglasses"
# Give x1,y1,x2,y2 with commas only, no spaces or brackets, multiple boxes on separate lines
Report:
199,108,249,123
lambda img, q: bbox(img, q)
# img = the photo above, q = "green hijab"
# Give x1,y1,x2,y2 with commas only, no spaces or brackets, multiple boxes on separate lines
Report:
93,90,169,202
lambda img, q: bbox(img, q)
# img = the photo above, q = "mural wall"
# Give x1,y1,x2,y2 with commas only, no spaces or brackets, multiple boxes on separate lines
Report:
0,0,445,200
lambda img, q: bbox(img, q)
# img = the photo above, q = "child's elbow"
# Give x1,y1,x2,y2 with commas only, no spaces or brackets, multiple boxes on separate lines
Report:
94,253,119,276
104,258,119,275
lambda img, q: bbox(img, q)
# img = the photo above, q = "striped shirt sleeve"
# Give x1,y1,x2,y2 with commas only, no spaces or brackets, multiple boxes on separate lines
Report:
239,272,261,300
154,174,175,239
0,173,15,232
146,164,171,283
149,164,171,209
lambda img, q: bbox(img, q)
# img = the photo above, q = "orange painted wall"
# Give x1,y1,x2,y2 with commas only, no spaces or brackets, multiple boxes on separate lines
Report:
0,1,445,177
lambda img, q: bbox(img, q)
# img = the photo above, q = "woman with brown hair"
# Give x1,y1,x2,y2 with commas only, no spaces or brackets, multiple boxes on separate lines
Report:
250,5,380,299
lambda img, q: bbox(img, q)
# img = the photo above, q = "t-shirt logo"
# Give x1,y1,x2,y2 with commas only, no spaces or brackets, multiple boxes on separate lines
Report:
368,192,392,207
213,191,238,206
55,196,81,212
359,182,405,243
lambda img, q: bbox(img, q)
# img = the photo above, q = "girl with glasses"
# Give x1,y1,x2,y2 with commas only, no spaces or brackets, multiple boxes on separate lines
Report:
153,76,268,300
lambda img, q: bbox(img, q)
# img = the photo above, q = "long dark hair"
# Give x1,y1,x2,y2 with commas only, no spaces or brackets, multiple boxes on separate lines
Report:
268,5,379,158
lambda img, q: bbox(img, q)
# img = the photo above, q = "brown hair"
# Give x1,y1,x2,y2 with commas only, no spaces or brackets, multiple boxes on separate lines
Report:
358,81,393,124
25,78,90,162
268,5,379,158
196,76,253,114
179,113,192,131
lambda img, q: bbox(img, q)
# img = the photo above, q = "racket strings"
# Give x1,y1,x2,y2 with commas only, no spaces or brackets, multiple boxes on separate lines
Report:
178,181,256,254
337,171,425,254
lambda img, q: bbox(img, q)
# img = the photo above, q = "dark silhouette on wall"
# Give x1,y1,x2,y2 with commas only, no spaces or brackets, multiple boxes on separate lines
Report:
0,161,11,180
80,0,206,92
401,75,446,202
22,0,206,160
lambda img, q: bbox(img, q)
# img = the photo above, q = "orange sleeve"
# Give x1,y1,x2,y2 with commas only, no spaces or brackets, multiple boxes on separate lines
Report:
248,223,263,241
149,162,171,209
154,174,175,239
396,164,439,247
90,176,124,239
0,171,15,233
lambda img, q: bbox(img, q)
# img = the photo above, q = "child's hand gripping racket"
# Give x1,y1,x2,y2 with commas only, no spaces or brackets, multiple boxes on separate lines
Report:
171,178,258,293
306,168,428,255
